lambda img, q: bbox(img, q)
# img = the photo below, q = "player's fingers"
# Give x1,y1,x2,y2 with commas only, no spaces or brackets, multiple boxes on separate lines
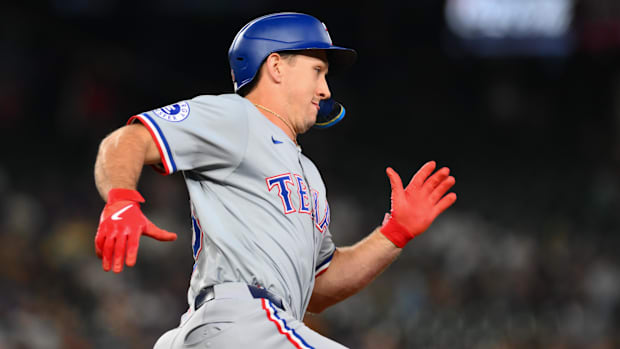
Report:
126,231,140,267
144,220,178,241
95,223,108,258
102,233,116,272
408,161,436,189
386,167,404,198
95,235,104,259
432,192,457,218
429,176,455,204
421,167,450,193
113,234,127,273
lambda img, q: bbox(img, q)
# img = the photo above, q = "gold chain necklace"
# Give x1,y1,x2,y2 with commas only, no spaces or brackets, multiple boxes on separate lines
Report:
253,104,297,144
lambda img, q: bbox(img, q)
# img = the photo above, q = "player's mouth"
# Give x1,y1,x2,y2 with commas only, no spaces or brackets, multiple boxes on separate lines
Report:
312,101,320,112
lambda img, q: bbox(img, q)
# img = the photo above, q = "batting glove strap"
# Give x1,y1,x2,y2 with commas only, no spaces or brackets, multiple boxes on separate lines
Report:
379,215,413,248
107,188,145,204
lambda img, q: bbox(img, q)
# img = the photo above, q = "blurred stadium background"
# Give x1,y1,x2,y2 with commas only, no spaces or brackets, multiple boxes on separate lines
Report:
2,1,620,348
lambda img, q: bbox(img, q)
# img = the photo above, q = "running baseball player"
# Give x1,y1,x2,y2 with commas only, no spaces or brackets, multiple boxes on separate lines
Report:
93,12,456,348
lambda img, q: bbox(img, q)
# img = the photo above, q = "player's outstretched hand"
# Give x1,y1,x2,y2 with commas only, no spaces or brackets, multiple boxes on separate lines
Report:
95,188,177,273
380,161,457,248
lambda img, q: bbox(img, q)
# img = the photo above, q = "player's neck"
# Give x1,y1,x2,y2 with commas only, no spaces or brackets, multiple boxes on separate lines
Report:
246,95,298,144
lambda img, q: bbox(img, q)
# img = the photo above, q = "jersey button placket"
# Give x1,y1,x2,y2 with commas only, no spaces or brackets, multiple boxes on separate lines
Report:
296,154,317,236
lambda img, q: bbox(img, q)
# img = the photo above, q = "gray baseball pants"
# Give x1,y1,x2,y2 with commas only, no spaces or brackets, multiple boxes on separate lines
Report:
153,283,348,349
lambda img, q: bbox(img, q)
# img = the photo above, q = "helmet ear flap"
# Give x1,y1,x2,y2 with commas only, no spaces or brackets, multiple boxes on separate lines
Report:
314,99,346,129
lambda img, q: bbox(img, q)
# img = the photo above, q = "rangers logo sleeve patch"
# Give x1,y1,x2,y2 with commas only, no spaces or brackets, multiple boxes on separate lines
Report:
153,101,190,122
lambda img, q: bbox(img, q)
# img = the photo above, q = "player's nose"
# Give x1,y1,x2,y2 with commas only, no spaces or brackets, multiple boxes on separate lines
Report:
317,76,331,100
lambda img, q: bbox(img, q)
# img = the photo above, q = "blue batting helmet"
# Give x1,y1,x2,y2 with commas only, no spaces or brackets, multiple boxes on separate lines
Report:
228,12,357,93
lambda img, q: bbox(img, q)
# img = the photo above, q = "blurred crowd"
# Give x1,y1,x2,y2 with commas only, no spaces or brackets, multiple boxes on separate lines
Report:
2,2,620,348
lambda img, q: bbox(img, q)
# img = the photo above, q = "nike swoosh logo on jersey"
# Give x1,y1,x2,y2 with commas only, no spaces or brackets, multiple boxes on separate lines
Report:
111,204,134,221
271,136,283,144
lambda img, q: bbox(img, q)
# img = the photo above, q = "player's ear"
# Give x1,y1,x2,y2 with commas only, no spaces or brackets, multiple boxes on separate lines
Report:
264,53,284,84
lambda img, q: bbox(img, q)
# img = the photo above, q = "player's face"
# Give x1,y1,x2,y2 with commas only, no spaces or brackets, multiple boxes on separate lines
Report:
281,51,331,134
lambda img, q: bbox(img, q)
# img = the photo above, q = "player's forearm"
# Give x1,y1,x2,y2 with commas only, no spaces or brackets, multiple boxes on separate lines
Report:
308,228,401,313
94,125,152,201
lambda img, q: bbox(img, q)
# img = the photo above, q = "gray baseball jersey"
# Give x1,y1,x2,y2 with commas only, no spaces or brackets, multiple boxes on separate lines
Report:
129,93,335,321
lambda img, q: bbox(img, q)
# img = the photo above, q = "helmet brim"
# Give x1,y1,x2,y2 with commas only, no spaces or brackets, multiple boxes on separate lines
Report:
276,46,357,75
326,47,357,75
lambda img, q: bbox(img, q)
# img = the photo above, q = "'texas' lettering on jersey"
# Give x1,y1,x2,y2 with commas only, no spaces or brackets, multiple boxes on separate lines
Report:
266,173,330,232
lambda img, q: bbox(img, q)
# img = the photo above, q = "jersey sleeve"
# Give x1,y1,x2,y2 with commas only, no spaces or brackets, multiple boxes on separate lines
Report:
315,229,336,277
127,94,249,177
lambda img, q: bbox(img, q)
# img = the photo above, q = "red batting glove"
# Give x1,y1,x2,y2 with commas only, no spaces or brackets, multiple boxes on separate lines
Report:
380,161,457,248
95,188,177,273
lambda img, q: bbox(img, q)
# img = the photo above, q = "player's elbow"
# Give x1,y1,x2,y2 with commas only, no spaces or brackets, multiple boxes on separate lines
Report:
97,127,125,158
306,300,330,314
306,291,342,314
99,124,160,164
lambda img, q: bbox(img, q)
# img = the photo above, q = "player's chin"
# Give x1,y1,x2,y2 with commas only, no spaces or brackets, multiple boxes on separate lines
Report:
303,113,318,132
299,122,314,134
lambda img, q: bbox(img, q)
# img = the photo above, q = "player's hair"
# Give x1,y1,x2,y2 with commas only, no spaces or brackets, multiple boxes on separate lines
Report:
237,51,298,97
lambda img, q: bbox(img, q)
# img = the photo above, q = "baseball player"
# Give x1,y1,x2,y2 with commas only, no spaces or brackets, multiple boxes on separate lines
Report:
93,12,456,348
